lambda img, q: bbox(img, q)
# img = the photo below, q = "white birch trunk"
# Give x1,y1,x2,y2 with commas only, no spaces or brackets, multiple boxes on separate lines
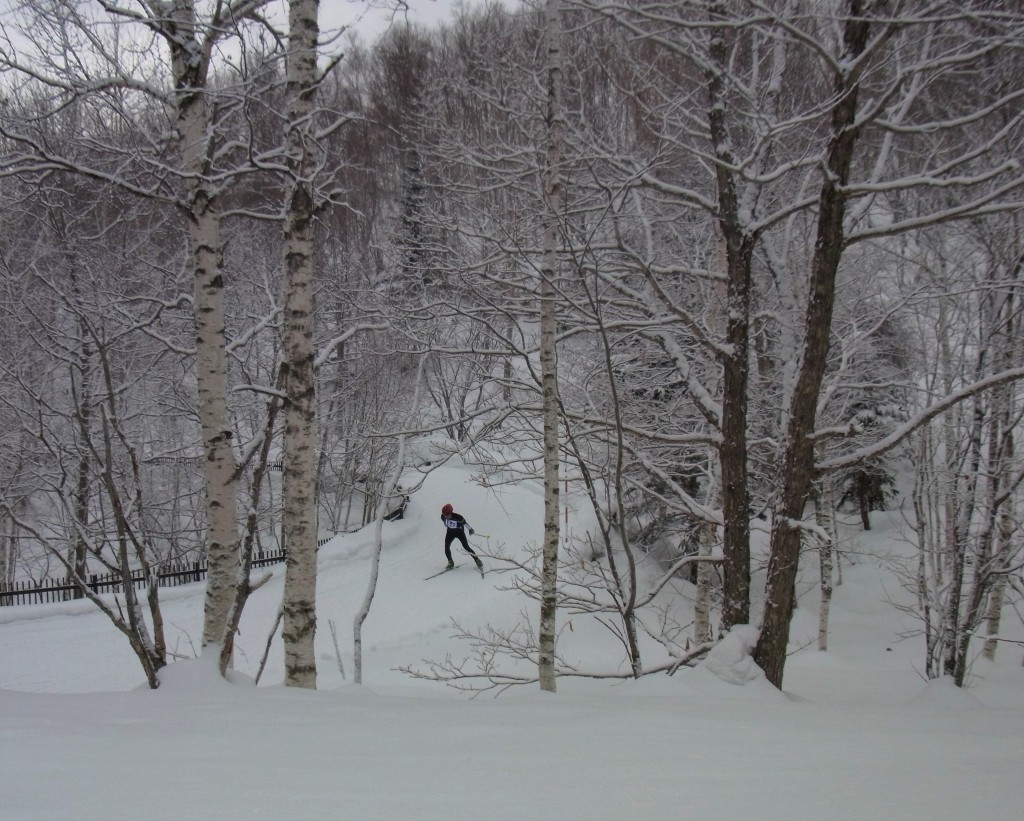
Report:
353,513,382,688
813,470,838,652
280,0,321,689
979,489,1013,664
162,1,240,657
982,426,1015,667
354,358,426,685
693,446,720,645
911,430,941,676
982,572,1008,662
0,514,13,586
195,199,239,656
984,285,1018,661
693,518,717,646
693,234,727,645
538,0,564,694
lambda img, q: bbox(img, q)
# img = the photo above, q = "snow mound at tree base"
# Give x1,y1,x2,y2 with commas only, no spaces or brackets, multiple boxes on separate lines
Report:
152,653,257,691
905,675,985,711
699,625,764,686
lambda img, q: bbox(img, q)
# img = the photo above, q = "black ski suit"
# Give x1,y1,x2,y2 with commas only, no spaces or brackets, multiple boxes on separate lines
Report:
441,511,483,569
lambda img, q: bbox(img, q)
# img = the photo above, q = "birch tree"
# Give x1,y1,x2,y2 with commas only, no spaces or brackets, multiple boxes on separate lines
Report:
538,0,565,693
148,0,249,666
279,0,322,688
890,219,1024,683
0,0,285,673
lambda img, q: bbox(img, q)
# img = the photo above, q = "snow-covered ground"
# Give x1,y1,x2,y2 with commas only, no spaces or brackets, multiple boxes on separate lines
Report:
1,452,1022,820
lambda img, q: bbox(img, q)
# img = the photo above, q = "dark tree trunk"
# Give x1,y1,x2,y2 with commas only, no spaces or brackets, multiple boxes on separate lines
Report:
754,3,874,689
707,2,753,630
859,495,871,531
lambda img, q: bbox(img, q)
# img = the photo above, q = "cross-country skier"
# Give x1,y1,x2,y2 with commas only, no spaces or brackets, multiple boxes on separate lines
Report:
440,503,484,572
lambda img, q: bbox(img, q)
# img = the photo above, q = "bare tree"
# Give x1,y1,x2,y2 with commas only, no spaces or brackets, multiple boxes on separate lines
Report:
752,3,878,687
537,0,566,693
0,0,289,673
279,0,322,689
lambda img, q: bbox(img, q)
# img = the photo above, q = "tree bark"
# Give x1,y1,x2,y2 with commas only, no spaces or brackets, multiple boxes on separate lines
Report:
69,259,93,595
813,473,838,652
754,3,873,689
942,360,985,676
538,0,565,694
280,0,321,689
706,2,753,631
159,2,242,657
693,514,717,646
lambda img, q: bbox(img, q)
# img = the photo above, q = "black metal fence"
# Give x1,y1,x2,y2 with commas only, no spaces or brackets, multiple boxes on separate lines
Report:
0,535,335,607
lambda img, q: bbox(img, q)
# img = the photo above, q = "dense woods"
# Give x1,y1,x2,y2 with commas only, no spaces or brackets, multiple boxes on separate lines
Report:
1,0,1022,691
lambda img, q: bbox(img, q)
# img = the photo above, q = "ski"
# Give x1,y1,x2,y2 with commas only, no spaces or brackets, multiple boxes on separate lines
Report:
424,563,485,580
424,565,459,580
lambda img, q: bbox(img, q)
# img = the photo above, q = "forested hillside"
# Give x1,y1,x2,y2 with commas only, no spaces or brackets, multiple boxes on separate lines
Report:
1,0,1022,693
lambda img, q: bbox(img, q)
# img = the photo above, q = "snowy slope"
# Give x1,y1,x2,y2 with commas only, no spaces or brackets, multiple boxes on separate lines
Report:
1,452,1022,820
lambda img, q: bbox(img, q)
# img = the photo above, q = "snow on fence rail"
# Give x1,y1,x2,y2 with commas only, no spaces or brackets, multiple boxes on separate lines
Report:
0,534,336,607
143,456,284,472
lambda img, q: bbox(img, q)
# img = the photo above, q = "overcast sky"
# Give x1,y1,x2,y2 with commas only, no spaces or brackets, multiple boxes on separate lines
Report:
321,0,500,45
0,2,504,64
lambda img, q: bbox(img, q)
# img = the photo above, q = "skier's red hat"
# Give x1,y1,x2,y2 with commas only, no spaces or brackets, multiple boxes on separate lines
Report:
442,503,453,515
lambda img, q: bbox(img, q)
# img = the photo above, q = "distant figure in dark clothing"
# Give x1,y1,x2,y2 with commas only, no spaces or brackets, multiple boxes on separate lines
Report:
384,494,410,521
440,503,483,571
